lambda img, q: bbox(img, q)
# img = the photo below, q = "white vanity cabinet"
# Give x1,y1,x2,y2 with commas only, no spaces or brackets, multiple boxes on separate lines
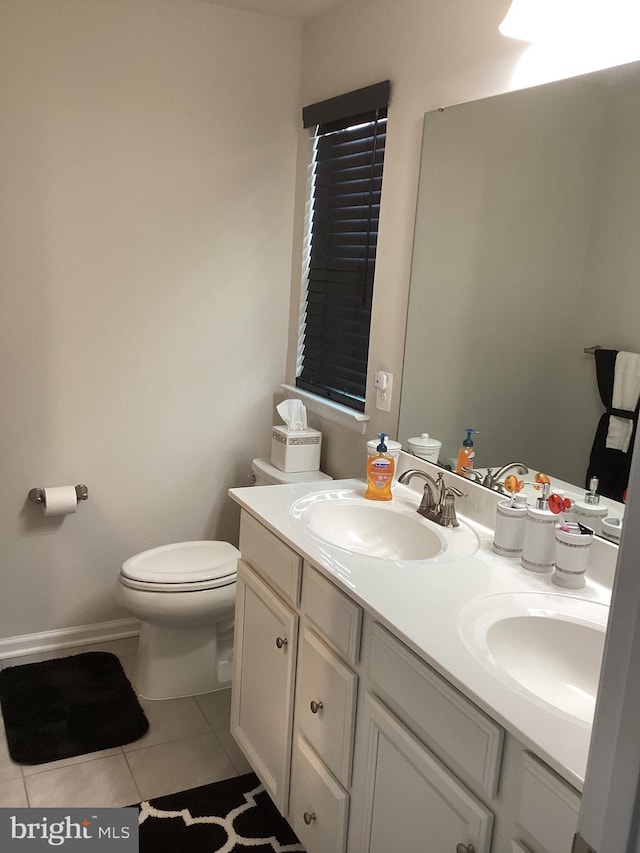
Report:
289,734,350,853
351,692,494,852
349,619,581,853
231,509,582,853
230,513,302,813
231,510,361,853
515,752,581,853
231,562,298,813
348,620,496,853
288,564,361,853
294,626,358,788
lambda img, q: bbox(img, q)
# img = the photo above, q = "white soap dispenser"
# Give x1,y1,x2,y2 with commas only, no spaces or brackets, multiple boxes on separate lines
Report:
493,493,528,558
552,522,594,589
521,482,557,573
570,477,608,535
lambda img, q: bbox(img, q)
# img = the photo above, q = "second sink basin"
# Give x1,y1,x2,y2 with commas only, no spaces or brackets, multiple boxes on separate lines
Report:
458,593,608,723
291,489,479,562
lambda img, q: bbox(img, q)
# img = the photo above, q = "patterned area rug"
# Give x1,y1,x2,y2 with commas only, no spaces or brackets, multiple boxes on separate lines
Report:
136,772,305,852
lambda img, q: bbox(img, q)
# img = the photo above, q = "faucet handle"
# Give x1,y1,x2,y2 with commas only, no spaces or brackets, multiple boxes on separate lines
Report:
418,481,436,512
440,492,460,528
436,471,467,499
446,484,467,498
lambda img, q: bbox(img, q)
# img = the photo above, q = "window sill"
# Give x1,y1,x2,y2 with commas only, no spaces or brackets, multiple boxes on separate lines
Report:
281,385,370,434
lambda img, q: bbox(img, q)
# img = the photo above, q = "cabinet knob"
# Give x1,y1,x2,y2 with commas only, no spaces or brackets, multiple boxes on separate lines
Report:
303,811,316,825
275,636,288,650
456,845,475,853
310,700,324,714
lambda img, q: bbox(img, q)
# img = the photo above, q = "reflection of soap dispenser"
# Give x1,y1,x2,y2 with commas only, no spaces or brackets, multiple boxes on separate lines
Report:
521,483,556,573
456,429,479,476
365,433,394,501
570,477,608,535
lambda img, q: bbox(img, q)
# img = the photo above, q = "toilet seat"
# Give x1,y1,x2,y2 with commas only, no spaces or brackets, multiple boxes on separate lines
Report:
119,576,236,593
120,540,239,593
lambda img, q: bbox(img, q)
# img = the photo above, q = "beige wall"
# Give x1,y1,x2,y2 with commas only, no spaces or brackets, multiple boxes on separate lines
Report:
287,0,525,477
0,0,301,640
3,0,629,644
290,0,640,486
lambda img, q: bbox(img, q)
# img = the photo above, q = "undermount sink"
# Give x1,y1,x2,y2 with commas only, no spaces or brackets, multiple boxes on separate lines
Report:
290,489,479,563
458,593,608,723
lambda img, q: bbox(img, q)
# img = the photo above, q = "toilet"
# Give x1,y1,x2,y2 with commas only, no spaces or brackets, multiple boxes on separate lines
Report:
117,540,240,700
250,456,333,486
117,459,331,701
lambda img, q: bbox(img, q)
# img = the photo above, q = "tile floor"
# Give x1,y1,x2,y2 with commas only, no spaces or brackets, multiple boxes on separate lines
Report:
0,637,252,808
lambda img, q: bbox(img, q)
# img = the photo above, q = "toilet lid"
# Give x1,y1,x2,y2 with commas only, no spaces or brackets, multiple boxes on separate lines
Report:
121,540,240,585
251,457,333,484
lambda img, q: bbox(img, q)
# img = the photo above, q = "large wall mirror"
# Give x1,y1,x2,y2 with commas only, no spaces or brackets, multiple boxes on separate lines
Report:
399,59,640,537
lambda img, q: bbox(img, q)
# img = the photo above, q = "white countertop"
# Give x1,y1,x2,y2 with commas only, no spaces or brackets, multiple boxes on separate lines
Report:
229,466,614,792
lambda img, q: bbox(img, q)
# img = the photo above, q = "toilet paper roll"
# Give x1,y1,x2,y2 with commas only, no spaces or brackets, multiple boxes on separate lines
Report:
43,486,78,517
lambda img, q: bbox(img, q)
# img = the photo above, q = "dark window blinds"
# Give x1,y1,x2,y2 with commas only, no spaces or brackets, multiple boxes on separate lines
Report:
296,81,390,412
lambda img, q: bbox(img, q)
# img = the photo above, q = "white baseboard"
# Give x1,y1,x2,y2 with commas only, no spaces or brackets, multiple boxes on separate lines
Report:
0,618,141,660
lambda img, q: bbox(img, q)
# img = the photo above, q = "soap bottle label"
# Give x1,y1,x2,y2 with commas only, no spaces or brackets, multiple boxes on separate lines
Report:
365,456,394,500
371,458,392,479
456,447,474,475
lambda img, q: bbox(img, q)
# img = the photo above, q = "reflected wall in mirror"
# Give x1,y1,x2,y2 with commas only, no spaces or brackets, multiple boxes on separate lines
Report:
399,60,640,536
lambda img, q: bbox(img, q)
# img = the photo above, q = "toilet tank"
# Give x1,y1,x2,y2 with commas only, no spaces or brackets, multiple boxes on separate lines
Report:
250,457,333,486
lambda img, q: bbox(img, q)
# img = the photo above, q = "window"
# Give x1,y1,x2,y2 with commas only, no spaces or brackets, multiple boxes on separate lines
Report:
296,81,390,412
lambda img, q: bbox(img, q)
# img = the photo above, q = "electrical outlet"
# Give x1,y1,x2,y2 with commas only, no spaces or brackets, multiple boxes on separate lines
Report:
375,371,393,411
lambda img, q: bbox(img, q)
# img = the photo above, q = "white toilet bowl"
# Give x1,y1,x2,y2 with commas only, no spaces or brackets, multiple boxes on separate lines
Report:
116,540,240,700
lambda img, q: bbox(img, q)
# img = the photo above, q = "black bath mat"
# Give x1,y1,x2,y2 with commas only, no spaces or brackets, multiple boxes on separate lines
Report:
0,651,148,764
135,772,305,852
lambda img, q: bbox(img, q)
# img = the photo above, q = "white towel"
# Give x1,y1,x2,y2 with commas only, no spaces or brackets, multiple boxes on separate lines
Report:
606,351,640,453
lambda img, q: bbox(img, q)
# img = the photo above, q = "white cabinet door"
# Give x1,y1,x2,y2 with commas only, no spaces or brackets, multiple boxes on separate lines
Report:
350,694,493,853
231,561,298,814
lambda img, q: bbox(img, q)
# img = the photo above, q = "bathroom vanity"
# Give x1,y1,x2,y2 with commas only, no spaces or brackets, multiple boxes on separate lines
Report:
228,454,614,853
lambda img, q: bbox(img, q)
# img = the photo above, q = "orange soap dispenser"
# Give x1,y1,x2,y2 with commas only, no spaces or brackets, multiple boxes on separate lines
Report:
365,433,394,501
456,428,479,476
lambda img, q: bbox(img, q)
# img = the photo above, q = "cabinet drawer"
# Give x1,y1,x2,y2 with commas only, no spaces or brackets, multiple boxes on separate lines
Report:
289,735,349,853
368,621,503,798
295,628,357,787
239,510,302,604
301,562,362,665
517,752,580,853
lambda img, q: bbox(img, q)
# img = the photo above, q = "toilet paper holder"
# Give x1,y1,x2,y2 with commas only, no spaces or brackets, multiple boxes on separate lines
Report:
28,484,89,505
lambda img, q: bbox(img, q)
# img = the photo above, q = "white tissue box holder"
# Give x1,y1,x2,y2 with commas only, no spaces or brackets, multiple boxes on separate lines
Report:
271,426,322,473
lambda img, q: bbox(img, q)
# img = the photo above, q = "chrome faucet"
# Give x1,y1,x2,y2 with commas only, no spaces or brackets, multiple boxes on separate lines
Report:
398,469,467,528
481,462,529,492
